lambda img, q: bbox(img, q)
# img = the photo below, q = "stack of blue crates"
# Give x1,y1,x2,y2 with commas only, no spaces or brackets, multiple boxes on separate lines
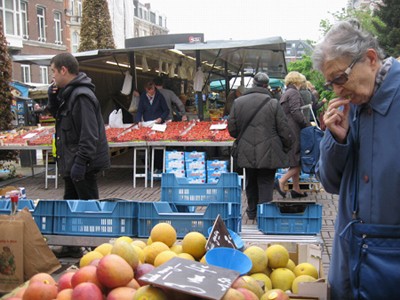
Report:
137,172,242,238
257,202,322,235
29,199,138,237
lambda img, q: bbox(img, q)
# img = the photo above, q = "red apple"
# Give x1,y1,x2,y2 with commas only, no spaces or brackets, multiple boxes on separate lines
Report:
29,272,57,286
106,286,136,299
71,282,103,300
96,254,134,289
22,281,58,300
71,265,103,291
134,263,155,286
236,287,259,300
56,288,73,300
57,271,76,291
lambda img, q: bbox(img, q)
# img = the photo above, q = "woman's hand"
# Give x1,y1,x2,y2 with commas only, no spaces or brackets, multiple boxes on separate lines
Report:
323,98,351,143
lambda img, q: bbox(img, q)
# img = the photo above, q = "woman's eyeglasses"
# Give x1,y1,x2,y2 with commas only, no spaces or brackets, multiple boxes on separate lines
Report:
324,57,361,91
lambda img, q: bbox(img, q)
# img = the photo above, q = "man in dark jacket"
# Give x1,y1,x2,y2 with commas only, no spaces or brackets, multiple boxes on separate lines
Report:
48,53,110,200
228,72,293,220
135,81,169,124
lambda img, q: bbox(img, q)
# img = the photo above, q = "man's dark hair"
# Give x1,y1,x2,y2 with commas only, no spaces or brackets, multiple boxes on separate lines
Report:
153,77,163,86
145,81,155,90
50,53,79,75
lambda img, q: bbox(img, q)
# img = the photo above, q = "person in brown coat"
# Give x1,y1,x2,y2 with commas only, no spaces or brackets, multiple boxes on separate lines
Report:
275,71,310,198
228,72,293,219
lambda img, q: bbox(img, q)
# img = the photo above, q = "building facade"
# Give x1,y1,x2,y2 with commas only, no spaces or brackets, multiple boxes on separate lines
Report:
2,0,169,84
1,0,67,84
133,1,168,41
285,39,314,63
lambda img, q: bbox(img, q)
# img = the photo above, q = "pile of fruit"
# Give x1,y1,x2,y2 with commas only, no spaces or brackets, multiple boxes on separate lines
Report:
4,223,322,300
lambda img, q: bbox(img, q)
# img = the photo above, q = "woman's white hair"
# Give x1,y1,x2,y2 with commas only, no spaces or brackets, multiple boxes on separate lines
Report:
312,19,385,72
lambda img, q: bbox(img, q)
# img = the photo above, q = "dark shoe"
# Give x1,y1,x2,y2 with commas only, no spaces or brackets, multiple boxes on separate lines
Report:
52,246,84,258
246,209,256,220
247,214,256,220
290,190,308,198
274,179,286,198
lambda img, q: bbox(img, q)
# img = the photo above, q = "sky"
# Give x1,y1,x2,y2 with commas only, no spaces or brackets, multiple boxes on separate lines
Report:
147,0,350,42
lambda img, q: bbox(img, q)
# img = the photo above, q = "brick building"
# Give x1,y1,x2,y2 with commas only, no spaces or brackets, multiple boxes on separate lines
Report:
1,0,67,84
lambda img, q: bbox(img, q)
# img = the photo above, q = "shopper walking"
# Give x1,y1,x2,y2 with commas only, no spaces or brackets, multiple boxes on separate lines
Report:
275,71,310,199
48,53,110,200
313,20,400,299
228,72,293,220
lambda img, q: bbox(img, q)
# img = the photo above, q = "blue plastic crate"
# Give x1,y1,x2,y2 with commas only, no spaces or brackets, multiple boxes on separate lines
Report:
161,173,241,205
32,200,57,234
0,199,35,214
257,202,322,235
53,200,138,237
137,201,241,238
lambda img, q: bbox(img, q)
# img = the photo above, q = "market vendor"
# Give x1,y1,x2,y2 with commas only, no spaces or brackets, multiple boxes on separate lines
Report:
135,81,169,125
154,77,187,121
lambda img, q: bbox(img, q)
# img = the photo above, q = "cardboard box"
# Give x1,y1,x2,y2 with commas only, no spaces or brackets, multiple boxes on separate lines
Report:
276,243,329,300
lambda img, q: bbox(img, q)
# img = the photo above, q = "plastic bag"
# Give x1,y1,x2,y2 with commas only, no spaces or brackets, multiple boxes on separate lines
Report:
129,94,139,113
109,109,124,128
120,71,132,95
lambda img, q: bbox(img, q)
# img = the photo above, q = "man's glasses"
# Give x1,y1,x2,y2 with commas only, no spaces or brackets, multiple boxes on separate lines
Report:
324,57,361,91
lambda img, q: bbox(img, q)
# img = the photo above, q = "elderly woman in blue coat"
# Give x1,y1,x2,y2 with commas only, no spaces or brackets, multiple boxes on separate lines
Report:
312,20,400,299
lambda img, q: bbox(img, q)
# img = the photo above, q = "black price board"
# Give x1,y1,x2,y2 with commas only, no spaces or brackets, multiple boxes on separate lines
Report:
139,257,240,300
206,214,236,251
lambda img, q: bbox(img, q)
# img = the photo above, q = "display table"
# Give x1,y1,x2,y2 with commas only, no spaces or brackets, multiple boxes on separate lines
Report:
0,141,235,189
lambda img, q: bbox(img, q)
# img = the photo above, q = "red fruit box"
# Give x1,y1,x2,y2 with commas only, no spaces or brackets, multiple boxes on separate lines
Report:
147,122,190,141
3,127,48,146
179,121,216,141
212,128,235,141
27,127,55,146
115,126,151,142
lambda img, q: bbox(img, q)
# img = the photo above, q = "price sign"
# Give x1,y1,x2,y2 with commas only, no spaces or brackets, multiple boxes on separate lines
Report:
206,215,236,251
139,257,239,299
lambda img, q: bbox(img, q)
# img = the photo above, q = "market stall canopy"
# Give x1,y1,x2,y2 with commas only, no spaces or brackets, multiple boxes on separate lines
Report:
175,36,287,79
12,36,287,80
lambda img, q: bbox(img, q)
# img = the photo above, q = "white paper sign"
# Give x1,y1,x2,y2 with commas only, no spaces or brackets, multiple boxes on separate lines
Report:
210,124,227,130
152,123,167,132
23,133,38,139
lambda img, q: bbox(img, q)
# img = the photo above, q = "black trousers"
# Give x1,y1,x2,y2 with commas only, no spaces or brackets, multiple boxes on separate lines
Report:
63,170,100,200
245,168,276,218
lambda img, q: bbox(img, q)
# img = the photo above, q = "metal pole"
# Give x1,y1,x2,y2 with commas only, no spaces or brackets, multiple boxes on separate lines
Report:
196,50,203,120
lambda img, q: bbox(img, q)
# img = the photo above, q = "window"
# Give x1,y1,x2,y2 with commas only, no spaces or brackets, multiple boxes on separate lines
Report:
138,8,142,18
20,1,28,39
37,6,46,42
40,66,49,84
21,64,31,83
77,0,82,17
72,31,79,52
150,12,155,24
54,11,62,44
70,0,74,15
0,0,21,36
158,16,162,27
